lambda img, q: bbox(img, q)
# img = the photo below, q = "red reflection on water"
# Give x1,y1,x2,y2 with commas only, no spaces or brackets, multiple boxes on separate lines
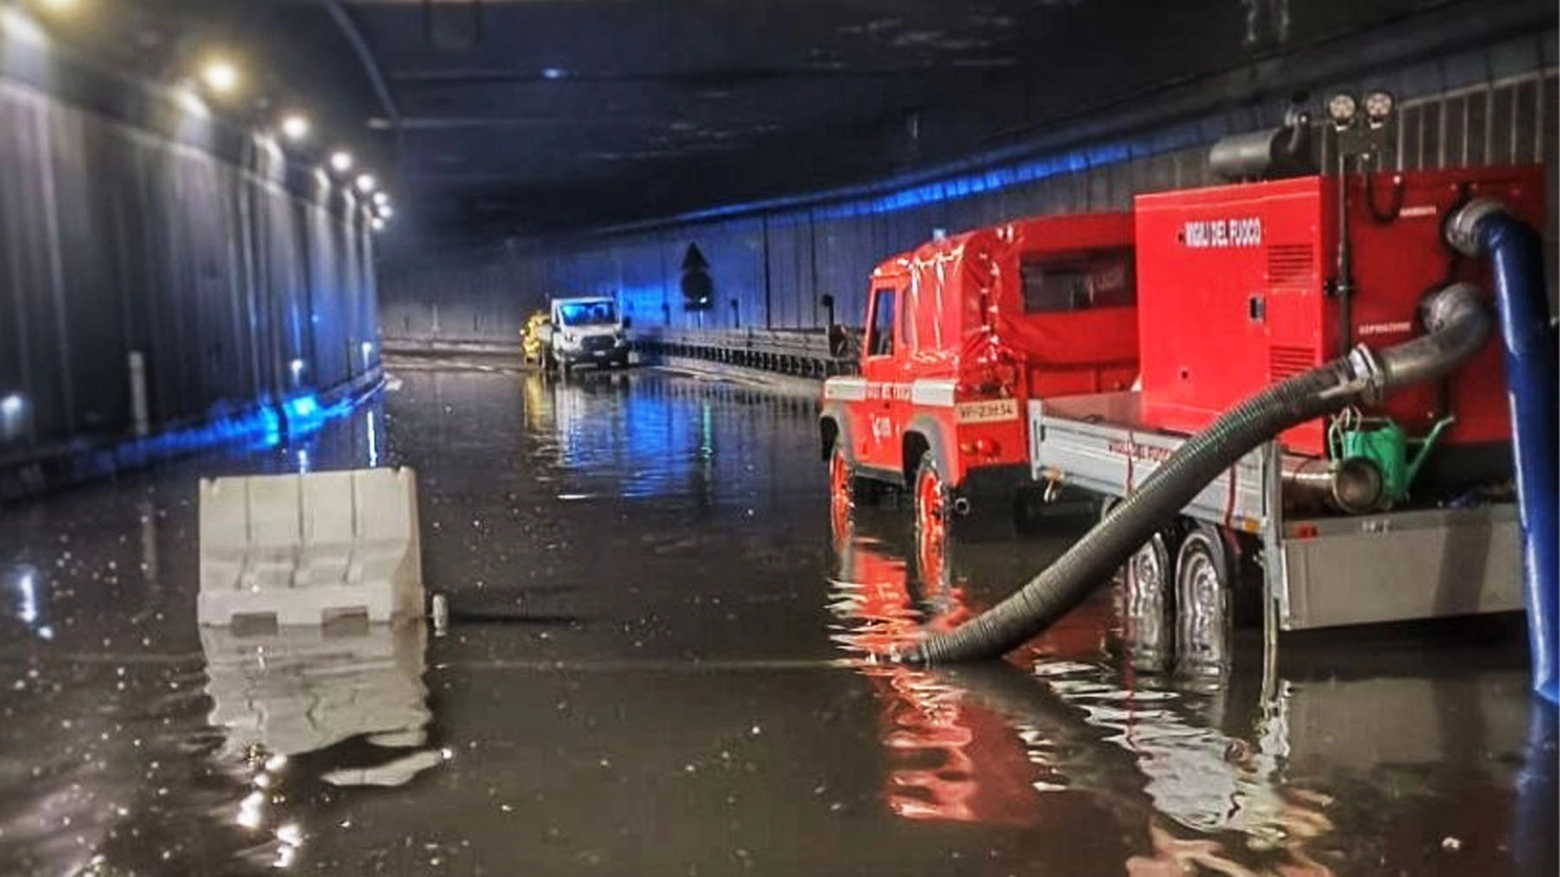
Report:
831,513,1041,826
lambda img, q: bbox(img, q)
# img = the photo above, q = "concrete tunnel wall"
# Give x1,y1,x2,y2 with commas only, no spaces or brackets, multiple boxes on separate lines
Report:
0,33,379,485
379,31,1558,348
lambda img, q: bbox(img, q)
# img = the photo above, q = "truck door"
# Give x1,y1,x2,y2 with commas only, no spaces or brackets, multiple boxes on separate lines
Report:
859,284,903,472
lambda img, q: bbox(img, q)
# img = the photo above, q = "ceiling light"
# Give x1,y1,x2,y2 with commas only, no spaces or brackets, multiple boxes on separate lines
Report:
329,151,353,173
372,191,389,207
201,61,239,95
377,205,394,220
541,67,566,80
371,217,386,232
280,115,309,141
355,174,376,194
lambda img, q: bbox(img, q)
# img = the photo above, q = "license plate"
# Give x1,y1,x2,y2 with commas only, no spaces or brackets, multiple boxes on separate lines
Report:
955,399,1019,424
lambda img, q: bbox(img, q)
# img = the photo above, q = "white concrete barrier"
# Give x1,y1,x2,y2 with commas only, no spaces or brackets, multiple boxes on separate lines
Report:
198,467,424,626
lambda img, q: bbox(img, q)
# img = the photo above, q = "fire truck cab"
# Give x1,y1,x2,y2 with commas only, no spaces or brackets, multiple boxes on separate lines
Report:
820,213,1138,535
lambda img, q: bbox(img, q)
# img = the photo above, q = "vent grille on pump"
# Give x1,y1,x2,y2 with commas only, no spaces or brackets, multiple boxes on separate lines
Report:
1266,243,1314,285
1270,345,1317,379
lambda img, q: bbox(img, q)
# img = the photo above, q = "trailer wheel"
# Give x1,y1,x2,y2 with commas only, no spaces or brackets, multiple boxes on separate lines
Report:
913,450,950,584
1174,524,1234,675
1125,529,1175,669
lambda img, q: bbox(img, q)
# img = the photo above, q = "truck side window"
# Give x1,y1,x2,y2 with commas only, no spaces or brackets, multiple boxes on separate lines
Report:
1021,249,1136,313
867,288,896,357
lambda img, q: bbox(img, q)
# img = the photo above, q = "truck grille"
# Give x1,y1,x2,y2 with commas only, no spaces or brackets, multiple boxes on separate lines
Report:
581,335,616,352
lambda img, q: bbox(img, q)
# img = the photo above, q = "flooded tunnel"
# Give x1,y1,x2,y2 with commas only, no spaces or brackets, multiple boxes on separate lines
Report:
1,1,1557,875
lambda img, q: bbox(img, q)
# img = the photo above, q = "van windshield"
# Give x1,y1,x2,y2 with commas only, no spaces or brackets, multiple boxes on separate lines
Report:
557,301,618,326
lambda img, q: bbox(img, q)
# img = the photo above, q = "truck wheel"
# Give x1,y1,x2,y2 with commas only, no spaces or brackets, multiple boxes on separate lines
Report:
913,450,950,581
1174,524,1234,675
828,441,856,540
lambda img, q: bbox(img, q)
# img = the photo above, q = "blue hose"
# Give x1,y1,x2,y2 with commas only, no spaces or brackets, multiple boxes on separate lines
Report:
1450,202,1559,704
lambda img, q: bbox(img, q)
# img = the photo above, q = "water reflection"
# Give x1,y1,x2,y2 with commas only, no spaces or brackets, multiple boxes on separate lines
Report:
201,620,435,785
825,504,1554,875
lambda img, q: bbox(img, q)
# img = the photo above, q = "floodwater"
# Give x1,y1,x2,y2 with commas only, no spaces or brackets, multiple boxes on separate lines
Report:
0,360,1553,876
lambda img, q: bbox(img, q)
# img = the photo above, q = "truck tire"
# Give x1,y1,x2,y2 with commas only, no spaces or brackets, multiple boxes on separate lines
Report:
913,450,950,583
1174,524,1233,675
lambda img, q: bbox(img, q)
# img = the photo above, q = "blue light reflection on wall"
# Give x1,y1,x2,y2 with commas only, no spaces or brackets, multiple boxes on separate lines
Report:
663,126,1197,228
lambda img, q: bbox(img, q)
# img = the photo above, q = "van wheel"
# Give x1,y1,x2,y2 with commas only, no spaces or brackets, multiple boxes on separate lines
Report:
1174,524,1234,675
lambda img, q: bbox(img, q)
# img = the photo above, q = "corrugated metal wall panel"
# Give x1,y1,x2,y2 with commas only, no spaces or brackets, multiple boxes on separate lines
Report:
0,77,376,460
381,48,1556,346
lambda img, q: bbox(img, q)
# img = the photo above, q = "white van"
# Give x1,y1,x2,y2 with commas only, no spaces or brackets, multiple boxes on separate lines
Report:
544,296,630,372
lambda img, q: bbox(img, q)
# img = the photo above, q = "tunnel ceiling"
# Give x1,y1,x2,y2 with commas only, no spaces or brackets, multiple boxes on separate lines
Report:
57,0,1551,239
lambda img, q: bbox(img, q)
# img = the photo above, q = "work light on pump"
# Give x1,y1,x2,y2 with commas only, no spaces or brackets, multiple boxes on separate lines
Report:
1363,90,1395,127
1326,92,1358,129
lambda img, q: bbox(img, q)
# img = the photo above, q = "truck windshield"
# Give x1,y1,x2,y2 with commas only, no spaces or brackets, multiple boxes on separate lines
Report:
558,301,618,326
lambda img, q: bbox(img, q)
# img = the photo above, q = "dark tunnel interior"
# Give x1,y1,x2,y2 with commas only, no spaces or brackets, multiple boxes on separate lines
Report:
0,1,1556,875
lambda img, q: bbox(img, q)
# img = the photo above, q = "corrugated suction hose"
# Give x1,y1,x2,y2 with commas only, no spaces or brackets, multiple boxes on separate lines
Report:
900,283,1491,664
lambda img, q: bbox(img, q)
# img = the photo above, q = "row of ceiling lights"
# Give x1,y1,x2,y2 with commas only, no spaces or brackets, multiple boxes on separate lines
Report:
14,0,395,232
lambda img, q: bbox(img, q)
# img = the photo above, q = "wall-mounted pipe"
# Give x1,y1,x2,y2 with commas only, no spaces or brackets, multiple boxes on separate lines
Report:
898,283,1492,665
1446,199,1558,704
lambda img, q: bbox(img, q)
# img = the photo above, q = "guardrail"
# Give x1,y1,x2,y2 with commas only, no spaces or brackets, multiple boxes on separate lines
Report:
634,327,860,378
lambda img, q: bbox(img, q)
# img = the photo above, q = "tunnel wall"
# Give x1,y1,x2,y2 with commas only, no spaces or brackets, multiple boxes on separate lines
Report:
379,32,1559,347
0,47,379,482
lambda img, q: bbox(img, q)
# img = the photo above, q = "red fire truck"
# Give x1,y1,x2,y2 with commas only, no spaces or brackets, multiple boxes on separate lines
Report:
819,214,1139,547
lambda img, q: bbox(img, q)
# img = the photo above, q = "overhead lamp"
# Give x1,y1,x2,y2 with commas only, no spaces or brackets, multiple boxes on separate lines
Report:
355,173,376,194
280,114,310,142
377,204,394,220
329,151,353,173
372,191,389,207
201,60,240,95
370,217,386,232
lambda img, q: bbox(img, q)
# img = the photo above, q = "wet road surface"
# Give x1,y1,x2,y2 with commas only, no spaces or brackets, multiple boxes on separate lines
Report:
0,361,1554,876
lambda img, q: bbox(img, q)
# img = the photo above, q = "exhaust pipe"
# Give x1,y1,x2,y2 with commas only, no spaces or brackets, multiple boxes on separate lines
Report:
1447,200,1557,703
898,283,1492,665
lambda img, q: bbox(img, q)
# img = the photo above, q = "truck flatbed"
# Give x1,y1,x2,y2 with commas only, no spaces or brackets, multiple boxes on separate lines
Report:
1028,392,1524,632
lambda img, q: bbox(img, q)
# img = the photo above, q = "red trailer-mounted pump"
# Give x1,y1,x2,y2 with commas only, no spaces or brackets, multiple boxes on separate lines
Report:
819,213,1138,539
1135,166,1542,469
838,93,1554,677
